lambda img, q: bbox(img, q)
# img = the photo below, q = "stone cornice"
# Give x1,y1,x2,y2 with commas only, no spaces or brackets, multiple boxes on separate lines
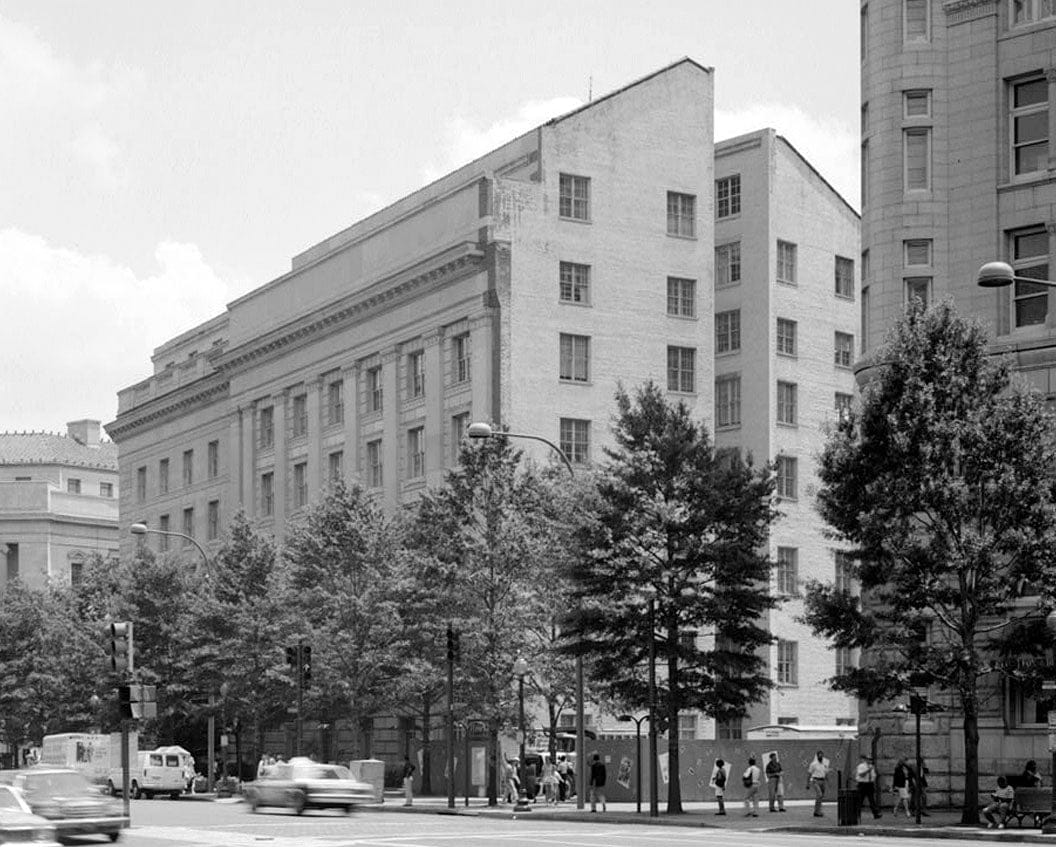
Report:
943,0,997,24
214,241,485,377
105,375,229,442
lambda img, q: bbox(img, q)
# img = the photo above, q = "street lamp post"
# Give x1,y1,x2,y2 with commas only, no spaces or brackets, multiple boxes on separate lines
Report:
512,656,532,813
617,714,649,813
130,522,209,568
467,422,586,809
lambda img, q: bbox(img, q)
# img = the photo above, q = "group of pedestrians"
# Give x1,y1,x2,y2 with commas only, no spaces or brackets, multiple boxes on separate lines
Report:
711,751,789,817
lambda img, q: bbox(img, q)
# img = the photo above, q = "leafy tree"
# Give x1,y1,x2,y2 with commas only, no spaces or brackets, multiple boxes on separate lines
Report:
802,301,1056,824
408,435,553,805
282,481,409,759
565,382,777,814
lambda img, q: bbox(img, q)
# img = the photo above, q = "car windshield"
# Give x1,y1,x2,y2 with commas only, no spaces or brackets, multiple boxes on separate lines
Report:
24,771,90,795
294,765,351,780
0,787,22,809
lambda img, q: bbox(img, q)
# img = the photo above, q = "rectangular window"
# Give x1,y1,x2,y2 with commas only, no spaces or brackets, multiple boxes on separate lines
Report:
100,482,114,498
1012,227,1049,327
717,718,743,740
67,478,81,495
715,309,741,354
408,350,425,399
777,547,799,595
904,238,932,266
777,639,799,685
835,550,854,592
259,406,274,449
777,381,798,425
559,418,591,465
1013,0,1056,25
327,379,344,425
207,500,220,541
159,458,169,494
559,173,590,220
776,240,797,285
835,392,854,422
906,276,931,305
1012,76,1048,177
261,472,274,517
715,375,742,428
904,90,931,118
776,455,798,499
777,318,797,356
904,0,928,41
408,427,425,479
182,449,194,486
158,514,170,551
367,439,383,488
677,713,698,740
666,191,696,237
294,461,308,508
716,175,741,219
292,393,308,438
559,334,590,382
666,346,696,393
835,256,855,298
716,242,741,287
136,467,146,502
559,261,591,304
182,507,194,542
4,543,18,581
835,647,856,677
453,334,471,384
207,440,219,479
367,366,383,412
835,332,855,367
328,450,343,483
904,128,930,190
1008,679,1048,726
451,412,469,463
666,276,696,317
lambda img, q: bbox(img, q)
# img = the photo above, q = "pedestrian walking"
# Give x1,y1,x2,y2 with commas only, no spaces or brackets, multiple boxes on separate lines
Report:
742,756,762,816
912,759,930,815
541,760,559,806
765,752,785,812
710,758,728,815
855,754,881,819
806,750,829,817
401,755,416,806
588,753,607,813
556,755,569,802
892,758,912,818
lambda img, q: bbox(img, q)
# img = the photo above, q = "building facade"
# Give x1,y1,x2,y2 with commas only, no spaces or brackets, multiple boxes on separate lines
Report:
0,420,119,589
861,0,1056,798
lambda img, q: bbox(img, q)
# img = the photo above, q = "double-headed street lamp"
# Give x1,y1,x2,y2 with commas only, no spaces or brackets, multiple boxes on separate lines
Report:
467,422,586,809
617,713,650,814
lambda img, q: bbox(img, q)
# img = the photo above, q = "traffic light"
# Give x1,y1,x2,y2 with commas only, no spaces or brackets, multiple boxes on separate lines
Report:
286,646,297,667
118,683,157,720
446,627,461,664
109,622,132,673
302,645,312,689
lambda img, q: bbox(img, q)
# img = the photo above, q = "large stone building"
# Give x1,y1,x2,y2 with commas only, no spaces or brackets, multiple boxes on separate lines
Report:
0,420,119,589
860,0,1056,797
108,59,861,740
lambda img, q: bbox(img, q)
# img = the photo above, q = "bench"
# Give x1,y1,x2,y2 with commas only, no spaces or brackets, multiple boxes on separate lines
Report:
1006,787,1050,828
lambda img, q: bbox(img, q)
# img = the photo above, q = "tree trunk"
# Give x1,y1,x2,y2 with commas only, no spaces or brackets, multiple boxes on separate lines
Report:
487,718,499,806
666,616,682,814
420,693,433,795
961,691,980,825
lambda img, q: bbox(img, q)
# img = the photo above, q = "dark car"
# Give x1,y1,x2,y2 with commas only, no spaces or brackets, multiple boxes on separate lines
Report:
243,758,372,815
0,784,61,845
11,767,127,842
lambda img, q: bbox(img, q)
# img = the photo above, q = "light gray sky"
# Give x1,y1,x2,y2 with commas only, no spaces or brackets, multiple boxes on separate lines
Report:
0,0,859,435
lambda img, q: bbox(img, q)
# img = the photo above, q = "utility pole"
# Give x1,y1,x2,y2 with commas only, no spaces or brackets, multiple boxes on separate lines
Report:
446,626,458,809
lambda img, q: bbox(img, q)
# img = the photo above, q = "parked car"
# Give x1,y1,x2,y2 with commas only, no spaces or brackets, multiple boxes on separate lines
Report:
10,767,127,842
0,784,60,845
244,758,372,815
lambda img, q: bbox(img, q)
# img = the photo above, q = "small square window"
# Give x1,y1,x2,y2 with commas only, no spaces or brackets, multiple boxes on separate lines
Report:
716,175,741,219
667,191,696,237
67,478,81,495
666,346,696,393
906,276,931,306
559,418,591,465
560,262,591,304
559,173,590,221
667,277,696,317
560,334,590,382
715,310,740,354
835,332,855,368
777,318,797,357
903,90,931,118
716,242,741,288
904,239,932,266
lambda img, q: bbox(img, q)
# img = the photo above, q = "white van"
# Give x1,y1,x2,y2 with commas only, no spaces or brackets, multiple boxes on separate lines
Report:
109,750,184,799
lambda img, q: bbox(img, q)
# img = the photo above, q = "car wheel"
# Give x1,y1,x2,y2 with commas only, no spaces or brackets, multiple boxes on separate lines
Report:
287,790,306,815
248,794,260,813
170,791,181,800
131,781,141,800
108,832,121,842
345,804,354,815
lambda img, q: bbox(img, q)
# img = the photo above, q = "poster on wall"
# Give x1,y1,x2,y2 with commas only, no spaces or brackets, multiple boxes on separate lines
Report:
658,752,669,785
471,747,486,786
615,756,632,789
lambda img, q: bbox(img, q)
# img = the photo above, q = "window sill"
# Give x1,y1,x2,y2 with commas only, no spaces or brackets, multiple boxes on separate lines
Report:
777,351,797,359
559,299,592,308
715,423,741,431
559,215,592,225
667,312,698,321
777,421,798,429
716,213,741,223
715,281,742,290
666,232,698,241
667,389,698,396
559,378,593,386
777,279,798,287
835,293,855,302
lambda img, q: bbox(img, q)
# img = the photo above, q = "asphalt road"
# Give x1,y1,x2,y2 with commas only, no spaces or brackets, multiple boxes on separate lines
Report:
86,799,1025,847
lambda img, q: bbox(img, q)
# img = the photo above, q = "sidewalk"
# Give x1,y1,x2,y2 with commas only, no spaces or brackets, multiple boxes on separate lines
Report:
377,794,1056,841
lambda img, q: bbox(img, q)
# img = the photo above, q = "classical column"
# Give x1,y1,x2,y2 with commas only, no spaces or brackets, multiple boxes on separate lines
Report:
381,348,400,505
423,328,444,481
228,407,244,513
343,364,361,479
272,390,288,545
306,378,323,498
241,403,256,515
469,312,497,424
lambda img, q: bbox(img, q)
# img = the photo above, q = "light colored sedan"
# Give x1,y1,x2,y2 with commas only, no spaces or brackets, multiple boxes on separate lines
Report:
0,784,61,845
244,758,373,815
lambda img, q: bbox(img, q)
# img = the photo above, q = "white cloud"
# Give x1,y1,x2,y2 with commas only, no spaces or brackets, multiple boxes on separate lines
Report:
716,104,859,211
0,229,240,433
422,96,583,183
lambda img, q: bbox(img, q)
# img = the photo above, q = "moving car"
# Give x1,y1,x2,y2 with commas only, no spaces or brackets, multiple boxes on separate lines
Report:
244,758,372,815
11,767,127,842
0,784,60,845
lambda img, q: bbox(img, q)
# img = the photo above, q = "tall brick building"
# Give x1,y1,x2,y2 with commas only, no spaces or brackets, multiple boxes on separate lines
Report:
108,59,860,741
860,0,1056,801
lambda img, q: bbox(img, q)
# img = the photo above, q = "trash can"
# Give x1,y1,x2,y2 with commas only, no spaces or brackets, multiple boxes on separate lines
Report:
837,788,860,826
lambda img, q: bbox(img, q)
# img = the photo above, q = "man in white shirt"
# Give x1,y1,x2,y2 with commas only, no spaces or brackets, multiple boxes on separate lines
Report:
806,750,829,817
855,754,881,819
742,756,762,816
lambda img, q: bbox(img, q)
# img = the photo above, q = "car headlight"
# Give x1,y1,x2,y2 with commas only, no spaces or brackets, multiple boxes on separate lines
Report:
34,825,57,843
